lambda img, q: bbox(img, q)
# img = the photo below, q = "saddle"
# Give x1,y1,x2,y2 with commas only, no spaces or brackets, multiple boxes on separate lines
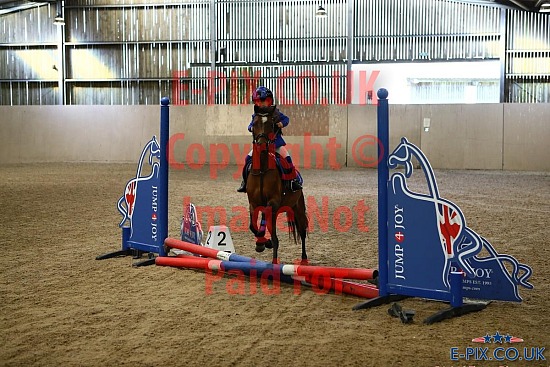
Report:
245,152,301,183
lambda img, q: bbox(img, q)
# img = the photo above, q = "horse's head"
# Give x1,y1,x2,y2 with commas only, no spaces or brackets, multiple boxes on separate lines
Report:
388,137,414,177
252,105,280,145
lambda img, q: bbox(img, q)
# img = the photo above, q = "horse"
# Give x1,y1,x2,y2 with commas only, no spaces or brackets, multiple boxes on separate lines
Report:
246,105,308,265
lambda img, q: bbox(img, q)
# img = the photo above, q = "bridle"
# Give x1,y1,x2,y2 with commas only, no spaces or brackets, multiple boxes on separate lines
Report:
252,111,281,144
251,111,281,175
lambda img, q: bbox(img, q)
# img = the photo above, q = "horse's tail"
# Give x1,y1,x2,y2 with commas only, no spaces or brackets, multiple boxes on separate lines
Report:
287,218,298,244
287,192,308,245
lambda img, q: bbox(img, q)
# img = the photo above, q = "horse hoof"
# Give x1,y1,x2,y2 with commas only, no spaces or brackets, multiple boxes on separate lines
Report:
255,243,266,252
300,259,309,265
265,239,273,249
272,258,279,265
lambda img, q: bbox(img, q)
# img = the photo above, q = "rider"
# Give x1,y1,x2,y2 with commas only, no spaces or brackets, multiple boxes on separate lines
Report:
237,86,303,193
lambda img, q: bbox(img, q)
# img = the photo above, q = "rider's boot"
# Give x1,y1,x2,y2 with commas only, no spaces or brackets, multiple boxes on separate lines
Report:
282,156,302,192
237,155,252,193
290,179,302,191
237,180,247,192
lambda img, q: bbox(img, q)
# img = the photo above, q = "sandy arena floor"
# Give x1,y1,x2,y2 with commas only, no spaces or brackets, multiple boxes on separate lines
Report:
1,163,548,367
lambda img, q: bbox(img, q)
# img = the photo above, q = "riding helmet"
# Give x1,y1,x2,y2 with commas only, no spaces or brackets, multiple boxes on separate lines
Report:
252,86,274,105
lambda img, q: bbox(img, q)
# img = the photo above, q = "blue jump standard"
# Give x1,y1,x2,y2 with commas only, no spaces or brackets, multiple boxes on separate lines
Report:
351,88,532,324
96,97,170,264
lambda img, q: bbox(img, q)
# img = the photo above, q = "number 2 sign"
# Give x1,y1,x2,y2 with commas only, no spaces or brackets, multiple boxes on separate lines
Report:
205,225,235,254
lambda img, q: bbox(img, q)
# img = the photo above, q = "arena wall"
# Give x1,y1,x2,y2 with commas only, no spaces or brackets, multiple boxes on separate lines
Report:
0,103,548,171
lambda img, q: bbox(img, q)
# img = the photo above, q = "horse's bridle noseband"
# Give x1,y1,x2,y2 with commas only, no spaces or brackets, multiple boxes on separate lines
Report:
252,112,281,145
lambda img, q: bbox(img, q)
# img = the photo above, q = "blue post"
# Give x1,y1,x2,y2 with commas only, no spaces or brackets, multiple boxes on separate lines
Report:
158,97,170,256
377,88,389,297
450,271,463,307
121,226,130,251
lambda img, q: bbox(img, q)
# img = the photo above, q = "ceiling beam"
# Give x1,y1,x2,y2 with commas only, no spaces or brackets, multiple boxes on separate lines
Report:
506,0,531,10
0,2,48,16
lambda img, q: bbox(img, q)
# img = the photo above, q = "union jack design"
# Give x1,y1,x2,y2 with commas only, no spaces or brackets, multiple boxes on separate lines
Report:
125,181,137,217
437,202,463,256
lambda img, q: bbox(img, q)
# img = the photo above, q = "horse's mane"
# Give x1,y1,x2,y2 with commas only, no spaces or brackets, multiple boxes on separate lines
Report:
254,105,279,118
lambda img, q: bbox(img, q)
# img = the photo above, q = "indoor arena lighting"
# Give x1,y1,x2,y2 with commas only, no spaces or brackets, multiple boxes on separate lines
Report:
54,14,65,25
316,5,327,18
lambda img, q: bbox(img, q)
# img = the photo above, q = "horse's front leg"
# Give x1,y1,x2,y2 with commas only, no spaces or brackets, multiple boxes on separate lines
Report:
249,207,268,253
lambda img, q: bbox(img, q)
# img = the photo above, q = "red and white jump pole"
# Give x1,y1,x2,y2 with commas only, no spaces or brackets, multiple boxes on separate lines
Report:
160,238,379,299
164,238,377,280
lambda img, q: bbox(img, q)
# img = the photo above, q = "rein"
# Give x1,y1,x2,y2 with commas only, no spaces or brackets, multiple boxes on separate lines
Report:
250,112,280,176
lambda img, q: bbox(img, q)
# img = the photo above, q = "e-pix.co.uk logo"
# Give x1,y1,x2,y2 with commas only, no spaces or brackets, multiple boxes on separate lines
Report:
446,331,546,363
471,331,524,344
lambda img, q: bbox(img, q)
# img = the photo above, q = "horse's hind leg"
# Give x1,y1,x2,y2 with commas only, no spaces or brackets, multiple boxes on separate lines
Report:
295,194,309,264
268,209,279,264
297,221,307,264
262,212,273,249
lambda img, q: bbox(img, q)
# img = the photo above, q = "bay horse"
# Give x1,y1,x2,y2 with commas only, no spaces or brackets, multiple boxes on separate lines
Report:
246,105,308,264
